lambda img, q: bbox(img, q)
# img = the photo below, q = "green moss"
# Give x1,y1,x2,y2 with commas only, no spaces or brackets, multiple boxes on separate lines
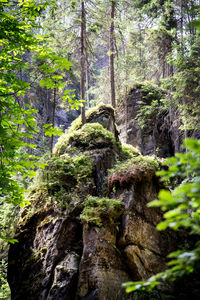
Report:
80,196,124,227
86,103,115,120
110,155,159,174
37,216,59,228
23,152,94,215
119,143,141,160
54,123,116,156
32,153,93,191
54,103,115,156
108,155,160,187
67,103,115,133
48,153,93,182
129,81,163,101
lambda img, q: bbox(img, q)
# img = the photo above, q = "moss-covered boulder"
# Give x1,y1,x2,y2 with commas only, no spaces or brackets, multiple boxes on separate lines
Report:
54,103,118,156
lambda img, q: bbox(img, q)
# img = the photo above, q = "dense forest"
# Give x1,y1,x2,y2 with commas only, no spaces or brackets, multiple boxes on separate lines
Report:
0,0,200,299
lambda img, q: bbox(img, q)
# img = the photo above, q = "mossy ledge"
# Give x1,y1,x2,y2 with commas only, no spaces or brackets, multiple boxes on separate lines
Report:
108,155,161,189
54,103,118,156
54,122,117,156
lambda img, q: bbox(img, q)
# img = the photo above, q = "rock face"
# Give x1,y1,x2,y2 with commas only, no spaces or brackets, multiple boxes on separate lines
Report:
116,84,200,158
116,85,174,157
8,105,176,300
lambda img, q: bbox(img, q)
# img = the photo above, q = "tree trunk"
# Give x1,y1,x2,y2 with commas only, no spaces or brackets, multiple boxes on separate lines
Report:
81,0,86,124
109,0,116,108
86,50,90,108
50,87,56,156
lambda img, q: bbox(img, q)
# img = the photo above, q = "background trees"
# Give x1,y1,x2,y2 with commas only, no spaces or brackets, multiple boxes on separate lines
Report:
0,0,82,242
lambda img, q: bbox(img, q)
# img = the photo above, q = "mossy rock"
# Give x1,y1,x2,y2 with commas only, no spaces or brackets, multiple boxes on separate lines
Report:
80,196,124,227
66,103,115,133
119,143,141,160
129,81,163,103
54,123,117,156
108,155,160,188
25,152,95,214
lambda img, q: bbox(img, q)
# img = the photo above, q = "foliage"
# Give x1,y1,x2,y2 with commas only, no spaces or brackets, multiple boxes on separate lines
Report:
27,152,94,209
135,82,168,129
108,154,160,188
0,203,19,247
123,138,200,293
162,36,200,130
80,196,124,227
32,47,84,110
109,154,159,175
0,0,51,237
0,259,10,300
68,122,116,144
137,98,169,130
139,82,163,101
47,154,93,185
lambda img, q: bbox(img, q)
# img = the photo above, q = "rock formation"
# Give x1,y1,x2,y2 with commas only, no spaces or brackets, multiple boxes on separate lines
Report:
116,83,200,158
8,104,176,300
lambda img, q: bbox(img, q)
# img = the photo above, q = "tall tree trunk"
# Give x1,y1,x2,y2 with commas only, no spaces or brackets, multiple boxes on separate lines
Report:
81,0,86,124
50,87,56,156
109,0,116,108
86,50,90,108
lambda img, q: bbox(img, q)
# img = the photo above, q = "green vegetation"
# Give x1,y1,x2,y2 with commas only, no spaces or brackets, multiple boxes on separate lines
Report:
28,152,94,210
1,0,200,298
49,154,93,182
137,98,169,130
26,247,48,265
162,36,200,131
80,196,124,227
0,0,48,247
123,138,200,293
0,203,19,250
54,102,115,139
108,154,160,188
0,259,10,300
54,123,116,156
0,0,83,243
119,143,141,160
131,82,163,101
109,155,160,177
129,82,168,130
